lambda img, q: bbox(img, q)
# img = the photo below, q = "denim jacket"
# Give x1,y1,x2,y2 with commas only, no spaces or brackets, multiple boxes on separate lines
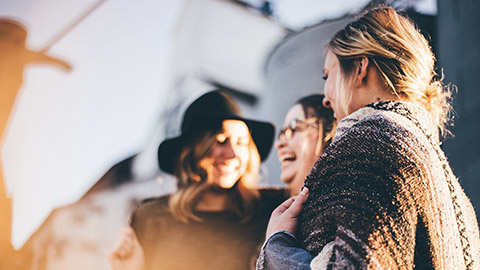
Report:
256,230,313,270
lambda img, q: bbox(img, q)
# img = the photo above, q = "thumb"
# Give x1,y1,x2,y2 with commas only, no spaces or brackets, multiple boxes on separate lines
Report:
285,187,309,217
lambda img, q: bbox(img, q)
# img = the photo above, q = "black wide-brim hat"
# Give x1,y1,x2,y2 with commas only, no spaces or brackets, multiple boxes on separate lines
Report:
158,90,275,174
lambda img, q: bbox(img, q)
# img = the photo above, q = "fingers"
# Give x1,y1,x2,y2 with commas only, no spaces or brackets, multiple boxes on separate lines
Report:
265,187,310,238
109,227,136,260
273,196,296,214
285,187,309,218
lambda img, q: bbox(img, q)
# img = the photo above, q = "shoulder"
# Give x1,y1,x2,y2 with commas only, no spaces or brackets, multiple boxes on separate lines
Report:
138,194,170,208
132,195,171,221
334,101,433,147
317,112,417,176
340,111,404,139
307,105,424,185
329,109,418,160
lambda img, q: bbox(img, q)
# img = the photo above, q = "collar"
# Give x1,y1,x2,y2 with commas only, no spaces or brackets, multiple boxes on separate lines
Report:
335,101,439,144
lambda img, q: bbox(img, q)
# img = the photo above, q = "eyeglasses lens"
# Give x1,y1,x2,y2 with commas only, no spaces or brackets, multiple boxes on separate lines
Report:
278,118,319,140
279,120,297,140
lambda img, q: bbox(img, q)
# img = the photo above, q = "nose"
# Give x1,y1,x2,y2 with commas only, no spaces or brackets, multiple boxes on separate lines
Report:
322,96,331,108
274,136,287,150
222,141,237,159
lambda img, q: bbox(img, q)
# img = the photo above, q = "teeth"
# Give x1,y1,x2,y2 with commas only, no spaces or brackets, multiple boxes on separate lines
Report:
217,164,238,172
279,153,296,163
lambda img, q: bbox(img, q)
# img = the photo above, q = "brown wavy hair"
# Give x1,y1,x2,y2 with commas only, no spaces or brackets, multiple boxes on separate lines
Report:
169,123,260,223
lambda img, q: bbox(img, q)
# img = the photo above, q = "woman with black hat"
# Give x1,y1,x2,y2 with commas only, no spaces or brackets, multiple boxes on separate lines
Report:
109,90,287,270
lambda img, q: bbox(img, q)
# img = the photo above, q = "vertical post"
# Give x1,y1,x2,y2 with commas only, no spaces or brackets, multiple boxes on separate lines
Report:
0,173,13,256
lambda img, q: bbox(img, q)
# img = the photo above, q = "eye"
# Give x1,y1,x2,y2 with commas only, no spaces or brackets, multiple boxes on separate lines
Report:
237,137,249,146
216,134,227,144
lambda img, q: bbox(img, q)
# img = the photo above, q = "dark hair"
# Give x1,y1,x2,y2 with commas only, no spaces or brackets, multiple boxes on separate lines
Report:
296,94,336,148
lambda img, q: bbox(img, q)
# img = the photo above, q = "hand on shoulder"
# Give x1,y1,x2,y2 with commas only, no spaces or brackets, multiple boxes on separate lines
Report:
266,187,309,239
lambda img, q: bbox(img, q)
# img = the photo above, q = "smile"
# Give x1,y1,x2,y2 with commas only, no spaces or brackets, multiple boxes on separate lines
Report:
215,164,239,174
279,153,296,163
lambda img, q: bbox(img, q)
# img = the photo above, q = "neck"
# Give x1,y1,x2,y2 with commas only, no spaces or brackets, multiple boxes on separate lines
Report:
352,81,401,114
370,90,401,104
195,190,229,212
360,65,402,105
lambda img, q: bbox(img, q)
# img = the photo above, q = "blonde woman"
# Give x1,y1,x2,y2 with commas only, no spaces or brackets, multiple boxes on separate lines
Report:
259,6,480,269
276,94,335,196
110,90,286,270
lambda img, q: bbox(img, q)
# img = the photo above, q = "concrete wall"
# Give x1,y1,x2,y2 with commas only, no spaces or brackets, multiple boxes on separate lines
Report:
437,0,480,221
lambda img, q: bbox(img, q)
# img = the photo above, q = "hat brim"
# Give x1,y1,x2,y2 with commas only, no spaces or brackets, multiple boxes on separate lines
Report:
158,136,187,175
20,49,72,71
158,115,274,174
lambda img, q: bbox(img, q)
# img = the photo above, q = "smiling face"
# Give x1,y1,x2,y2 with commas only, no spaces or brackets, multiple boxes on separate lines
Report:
322,50,349,121
208,119,251,189
275,104,323,195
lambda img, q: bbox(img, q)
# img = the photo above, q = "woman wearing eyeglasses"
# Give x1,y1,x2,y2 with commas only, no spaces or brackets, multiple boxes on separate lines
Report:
276,94,336,196
258,7,480,269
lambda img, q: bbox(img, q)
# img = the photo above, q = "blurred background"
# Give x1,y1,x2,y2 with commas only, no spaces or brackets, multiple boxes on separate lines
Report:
1,0,478,269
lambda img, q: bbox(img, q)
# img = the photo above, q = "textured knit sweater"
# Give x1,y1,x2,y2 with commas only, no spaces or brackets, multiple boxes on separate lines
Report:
131,188,287,270
299,101,480,269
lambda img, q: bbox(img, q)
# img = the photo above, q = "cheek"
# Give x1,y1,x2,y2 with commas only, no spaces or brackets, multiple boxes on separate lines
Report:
291,135,312,161
325,80,336,100
301,135,317,156
307,134,320,157
209,144,221,159
296,133,320,162
237,148,250,168
287,136,302,154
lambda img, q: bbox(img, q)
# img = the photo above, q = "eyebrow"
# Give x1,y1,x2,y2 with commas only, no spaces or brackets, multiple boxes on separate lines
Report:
220,132,249,137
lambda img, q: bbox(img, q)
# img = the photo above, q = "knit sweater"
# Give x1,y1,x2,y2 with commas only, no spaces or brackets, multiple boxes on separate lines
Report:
131,188,287,270
300,101,480,269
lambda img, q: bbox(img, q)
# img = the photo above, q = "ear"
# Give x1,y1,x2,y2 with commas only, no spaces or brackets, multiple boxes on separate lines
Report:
355,56,369,88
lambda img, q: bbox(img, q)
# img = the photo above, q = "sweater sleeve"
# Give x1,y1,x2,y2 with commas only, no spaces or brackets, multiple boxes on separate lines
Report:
256,230,313,270
300,117,421,268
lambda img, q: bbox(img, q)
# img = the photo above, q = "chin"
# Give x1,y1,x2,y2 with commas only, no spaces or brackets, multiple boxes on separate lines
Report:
280,168,296,183
217,178,240,189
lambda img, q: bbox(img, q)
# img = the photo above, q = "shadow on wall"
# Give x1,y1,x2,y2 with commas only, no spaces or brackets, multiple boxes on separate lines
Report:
0,18,71,269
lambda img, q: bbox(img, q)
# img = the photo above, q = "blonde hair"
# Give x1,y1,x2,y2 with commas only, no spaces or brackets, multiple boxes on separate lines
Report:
169,124,260,223
327,6,452,136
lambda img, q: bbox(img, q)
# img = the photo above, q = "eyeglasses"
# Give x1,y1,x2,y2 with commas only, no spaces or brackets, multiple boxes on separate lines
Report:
278,118,319,140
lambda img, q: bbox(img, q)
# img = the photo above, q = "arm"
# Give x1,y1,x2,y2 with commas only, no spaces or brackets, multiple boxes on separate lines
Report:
257,188,313,270
257,230,313,270
300,117,420,268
